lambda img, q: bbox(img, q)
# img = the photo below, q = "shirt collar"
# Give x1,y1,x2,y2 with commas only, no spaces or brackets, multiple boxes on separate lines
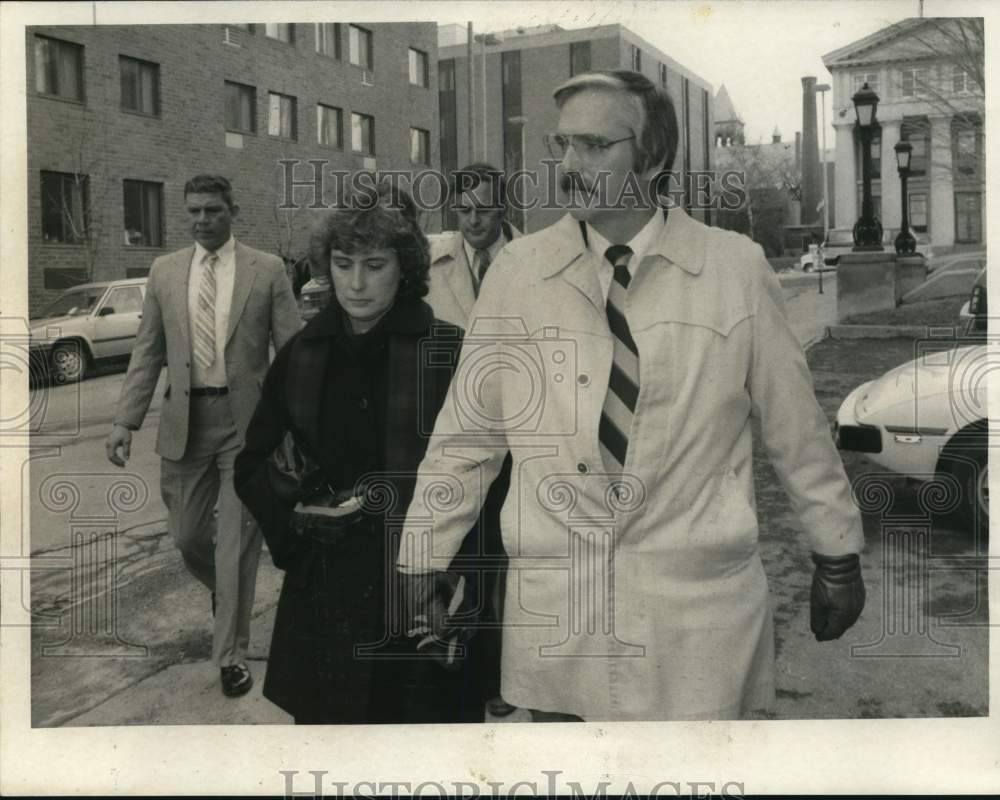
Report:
540,207,705,279
194,236,235,264
584,209,664,268
462,229,508,268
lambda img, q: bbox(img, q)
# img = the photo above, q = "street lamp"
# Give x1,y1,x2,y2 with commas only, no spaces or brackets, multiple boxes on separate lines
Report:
893,140,917,255
851,82,883,251
815,83,831,249
508,115,529,230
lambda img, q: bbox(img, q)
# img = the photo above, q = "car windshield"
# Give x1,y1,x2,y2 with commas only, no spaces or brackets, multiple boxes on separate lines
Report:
36,288,104,319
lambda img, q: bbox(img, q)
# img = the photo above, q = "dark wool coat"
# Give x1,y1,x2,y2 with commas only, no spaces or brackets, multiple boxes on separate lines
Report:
234,296,491,724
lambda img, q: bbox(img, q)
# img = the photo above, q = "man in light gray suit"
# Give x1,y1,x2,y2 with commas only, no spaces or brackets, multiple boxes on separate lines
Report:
105,175,300,697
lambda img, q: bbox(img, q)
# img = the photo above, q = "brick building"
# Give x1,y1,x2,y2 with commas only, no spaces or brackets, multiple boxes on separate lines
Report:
436,24,714,233
26,22,438,313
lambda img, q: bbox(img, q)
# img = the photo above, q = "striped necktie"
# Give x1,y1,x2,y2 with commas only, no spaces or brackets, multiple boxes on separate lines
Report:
599,245,639,479
193,251,219,369
473,248,491,297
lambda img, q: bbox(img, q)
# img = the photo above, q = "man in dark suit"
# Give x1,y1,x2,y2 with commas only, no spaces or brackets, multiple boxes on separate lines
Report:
105,174,301,697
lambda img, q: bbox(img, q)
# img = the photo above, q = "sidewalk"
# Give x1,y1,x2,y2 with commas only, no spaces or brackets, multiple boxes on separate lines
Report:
30,274,839,727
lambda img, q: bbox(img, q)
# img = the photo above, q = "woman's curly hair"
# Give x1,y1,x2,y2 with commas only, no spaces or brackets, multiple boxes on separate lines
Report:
308,181,430,299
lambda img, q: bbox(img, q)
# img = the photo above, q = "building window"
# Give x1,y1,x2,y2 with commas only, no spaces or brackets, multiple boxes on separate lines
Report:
349,25,373,69
40,171,89,244
900,118,928,176
410,127,430,164
34,35,84,102
659,63,668,88
123,180,163,247
409,48,429,87
225,81,256,133
265,23,294,43
900,67,928,98
631,45,642,72
952,65,973,94
909,192,928,233
852,71,879,96
315,23,340,58
955,191,982,243
268,92,297,139
351,112,374,154
953,117,982,177
119,56,159,115
317,103,343,148
569,41,591,76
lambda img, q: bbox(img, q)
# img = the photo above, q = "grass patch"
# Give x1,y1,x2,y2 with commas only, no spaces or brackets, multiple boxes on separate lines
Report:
842,295,967,326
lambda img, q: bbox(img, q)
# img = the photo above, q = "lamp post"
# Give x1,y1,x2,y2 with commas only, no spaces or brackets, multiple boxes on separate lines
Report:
893,141,916,255
851,82,883,251
508,115,529,231
473,33,503,160
815,83,831,248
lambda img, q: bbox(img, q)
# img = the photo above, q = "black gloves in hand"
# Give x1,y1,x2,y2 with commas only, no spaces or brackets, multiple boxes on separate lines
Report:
399,571,474,670
810,552,865,641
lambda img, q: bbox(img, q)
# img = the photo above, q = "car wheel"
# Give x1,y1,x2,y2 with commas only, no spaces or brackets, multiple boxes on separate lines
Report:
943,448,988,536
50,341,89,384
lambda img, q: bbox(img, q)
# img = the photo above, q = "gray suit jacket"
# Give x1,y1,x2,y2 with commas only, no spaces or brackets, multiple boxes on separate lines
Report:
113,241,301,460
425,224,521,328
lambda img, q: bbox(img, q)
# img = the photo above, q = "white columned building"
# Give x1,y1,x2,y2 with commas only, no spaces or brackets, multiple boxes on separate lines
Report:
822,18,983,249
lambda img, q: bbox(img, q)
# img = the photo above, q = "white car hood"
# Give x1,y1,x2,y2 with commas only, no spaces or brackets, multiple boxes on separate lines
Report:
856,344,989,429
29,315,77,337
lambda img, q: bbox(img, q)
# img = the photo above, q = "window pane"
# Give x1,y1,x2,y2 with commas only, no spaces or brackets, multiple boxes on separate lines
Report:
58,40,81,100
268,93,281,136
140,63,157,113
121,58,138,109
909,193,927,231
34,37,52,93
123,180,162,247
105,287,144,314
265,23,291,42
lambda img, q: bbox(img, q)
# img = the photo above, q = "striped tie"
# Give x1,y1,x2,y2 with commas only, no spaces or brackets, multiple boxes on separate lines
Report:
599,245,639,479
193,252,219,369
473,248,491,297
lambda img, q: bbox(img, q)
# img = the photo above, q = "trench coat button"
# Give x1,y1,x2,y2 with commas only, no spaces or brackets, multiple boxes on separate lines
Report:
577,462,588,474
359,398,369,410
577,373,590,386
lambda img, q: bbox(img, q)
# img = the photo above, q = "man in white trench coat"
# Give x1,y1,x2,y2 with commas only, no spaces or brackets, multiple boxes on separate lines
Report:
398,70,866,721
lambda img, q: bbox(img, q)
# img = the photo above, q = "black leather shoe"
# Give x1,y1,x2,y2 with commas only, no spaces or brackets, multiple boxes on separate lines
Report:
221,663,253,697
486,696,517,717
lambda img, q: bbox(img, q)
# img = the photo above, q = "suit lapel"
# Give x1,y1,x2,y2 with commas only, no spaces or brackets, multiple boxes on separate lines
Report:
226,241,258,346
172,246,196,349
440,235,476,320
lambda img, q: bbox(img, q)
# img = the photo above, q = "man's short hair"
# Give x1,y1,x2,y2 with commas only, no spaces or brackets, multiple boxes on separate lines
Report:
184,175,236,210
552,70,679,175
449,162,506,209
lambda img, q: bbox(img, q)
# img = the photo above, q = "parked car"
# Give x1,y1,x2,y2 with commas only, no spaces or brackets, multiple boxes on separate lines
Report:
835,343,989,533
958,266,987,337
29,278,147,383
799,228,934,271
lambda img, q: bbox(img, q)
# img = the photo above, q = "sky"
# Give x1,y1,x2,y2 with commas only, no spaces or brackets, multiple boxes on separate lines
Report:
420,0,986,146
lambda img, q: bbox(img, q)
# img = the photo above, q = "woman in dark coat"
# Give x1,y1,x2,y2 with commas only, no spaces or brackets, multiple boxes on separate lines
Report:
234,186,486,724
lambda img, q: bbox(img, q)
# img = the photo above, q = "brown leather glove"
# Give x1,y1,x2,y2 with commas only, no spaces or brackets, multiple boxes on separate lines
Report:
399,570,474,670
810,552,865,641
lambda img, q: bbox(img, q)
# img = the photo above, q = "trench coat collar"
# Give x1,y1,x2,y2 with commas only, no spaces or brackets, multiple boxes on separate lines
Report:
299,295,434,341
540,207,706,281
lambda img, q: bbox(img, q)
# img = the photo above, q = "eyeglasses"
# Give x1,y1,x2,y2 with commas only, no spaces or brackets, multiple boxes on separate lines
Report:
543,133,637,160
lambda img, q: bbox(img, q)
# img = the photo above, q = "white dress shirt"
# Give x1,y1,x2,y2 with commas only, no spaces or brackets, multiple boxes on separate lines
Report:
584,210,665,303
188,236,236,388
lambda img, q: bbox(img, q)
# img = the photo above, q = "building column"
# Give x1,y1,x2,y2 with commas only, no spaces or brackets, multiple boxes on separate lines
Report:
833,123,857,230
879,119,902,233
929,115,955,247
